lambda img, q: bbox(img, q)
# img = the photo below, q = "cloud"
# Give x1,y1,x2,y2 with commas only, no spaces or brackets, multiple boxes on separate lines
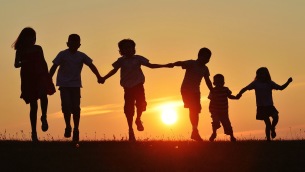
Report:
48,96,210,118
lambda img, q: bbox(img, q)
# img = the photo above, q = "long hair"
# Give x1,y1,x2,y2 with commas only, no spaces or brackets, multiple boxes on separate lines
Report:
12,27,36,50
255,67,272,82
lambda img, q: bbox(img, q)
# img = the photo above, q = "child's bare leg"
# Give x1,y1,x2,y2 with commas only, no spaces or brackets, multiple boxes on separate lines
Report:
40,94,48,118
30,101,38,133
189,109,199,130
190,109,202,141
125,113,134,130
264,118,272,141
40,94,48,131
30,101,38,141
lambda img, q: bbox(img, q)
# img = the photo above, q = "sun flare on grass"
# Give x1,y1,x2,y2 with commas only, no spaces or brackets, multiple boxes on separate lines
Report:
159,103,178,125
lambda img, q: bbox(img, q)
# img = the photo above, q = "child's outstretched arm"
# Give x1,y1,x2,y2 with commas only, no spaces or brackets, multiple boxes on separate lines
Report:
278,77,293,90
88,63,103,84
228,94,239,100
203,75,213,91
49,64,59,77
236,87,248,99
103,67,120,83
144,62,174,69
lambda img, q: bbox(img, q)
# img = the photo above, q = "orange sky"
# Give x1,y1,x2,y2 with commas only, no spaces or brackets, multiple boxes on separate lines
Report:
1,1,305,141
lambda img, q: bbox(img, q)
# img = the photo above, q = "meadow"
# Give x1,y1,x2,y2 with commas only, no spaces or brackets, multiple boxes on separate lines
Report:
0,140,304,171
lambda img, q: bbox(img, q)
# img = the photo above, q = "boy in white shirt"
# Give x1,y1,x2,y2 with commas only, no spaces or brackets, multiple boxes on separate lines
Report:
50,34,103,142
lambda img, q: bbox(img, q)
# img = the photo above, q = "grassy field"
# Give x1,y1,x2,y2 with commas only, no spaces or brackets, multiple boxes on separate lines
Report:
0,140,304,171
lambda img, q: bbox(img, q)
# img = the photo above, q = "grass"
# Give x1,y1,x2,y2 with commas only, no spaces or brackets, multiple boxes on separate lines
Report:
0,140,305,171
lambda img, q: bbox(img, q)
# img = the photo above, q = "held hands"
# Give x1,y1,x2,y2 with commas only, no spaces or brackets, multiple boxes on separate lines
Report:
165,63,175,68
98,76,105,84
235,93,242,99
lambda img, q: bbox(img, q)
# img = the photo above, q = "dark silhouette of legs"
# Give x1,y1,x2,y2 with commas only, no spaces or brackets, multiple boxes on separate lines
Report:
30,101,38,142
190,109,202,141
40,94,48,131
264,118,272,141
271,112,279,138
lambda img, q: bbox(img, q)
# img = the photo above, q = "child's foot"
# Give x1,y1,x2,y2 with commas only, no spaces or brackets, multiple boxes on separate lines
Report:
191,129,203,141
41,116,48,132
129,129,136,142
64,127,72,138
72,129,79,142
271,128,276,139
230,136,237,142
209,133,217,142
135,119,144,131
31,132,39,142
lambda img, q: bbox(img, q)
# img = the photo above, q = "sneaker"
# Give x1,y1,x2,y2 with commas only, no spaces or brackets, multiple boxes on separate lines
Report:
230,136,237,142
209,133,217,142
41,116,48,132
191,130,203,141
271,128,276,139
135,119,144,131
64,127,72,138
129,130,136,142
72,129,79,142
31,132,39,142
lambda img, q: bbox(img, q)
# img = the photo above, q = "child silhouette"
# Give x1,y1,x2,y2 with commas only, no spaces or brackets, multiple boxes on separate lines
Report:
50,34,103,142
208,74,238,142
102,39,173,141
237,67,292,141
170,47,213,141
13,27,55,142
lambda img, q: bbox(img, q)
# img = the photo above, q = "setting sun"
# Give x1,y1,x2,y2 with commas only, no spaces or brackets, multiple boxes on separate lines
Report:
161,108,177,125
158,103,179,125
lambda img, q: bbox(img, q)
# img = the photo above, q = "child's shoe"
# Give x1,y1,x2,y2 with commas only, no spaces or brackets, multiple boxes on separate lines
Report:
64,127,72,138
129,129,136,142
230,136,237,142
271,128,276,139
72,129,79,142
135,119,144,131
191,129,203,141
209,132,217,142
41,116,48,132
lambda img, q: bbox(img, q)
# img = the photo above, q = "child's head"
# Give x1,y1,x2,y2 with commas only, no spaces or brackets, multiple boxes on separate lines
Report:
255,67,271,82
118,39,136,57
67,34,81,52
13,27,36,50
197,47,211,65
213,74,225,87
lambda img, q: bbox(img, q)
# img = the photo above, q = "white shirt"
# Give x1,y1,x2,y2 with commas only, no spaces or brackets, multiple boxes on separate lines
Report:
53,49,93,87
244,80,281,106
112,55,149,88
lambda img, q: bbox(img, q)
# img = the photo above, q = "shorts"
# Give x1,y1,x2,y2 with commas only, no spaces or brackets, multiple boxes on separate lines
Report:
210,111,233,135
181,90,201,114
124,83,147,116
59,87,81,115
256,106,278,120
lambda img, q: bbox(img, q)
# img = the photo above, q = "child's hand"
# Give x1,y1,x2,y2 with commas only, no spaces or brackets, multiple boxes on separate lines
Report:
98,76,105,84
236,93,242,99
288,77,293,83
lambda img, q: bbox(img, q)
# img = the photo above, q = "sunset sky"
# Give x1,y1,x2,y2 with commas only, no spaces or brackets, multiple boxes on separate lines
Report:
1,0,304,141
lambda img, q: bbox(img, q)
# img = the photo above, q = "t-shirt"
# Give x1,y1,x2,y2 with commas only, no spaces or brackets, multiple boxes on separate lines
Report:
180,60,210,93
53,49,93,87
112,55,149,88
208,87,231,113
244,80,281,106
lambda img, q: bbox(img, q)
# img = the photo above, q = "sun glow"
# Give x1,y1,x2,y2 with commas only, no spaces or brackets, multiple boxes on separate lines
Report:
158,103,179,125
